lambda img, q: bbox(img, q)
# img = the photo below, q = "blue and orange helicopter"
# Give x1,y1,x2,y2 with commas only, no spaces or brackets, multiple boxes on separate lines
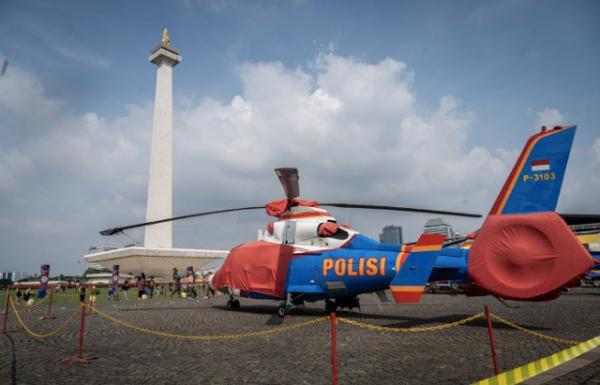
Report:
102,125,595,317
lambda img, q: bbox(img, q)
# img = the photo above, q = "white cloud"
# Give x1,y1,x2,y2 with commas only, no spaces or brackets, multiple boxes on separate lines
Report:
536,108,566,130
0,65,63,124
2,54,598,274
0,149,34,191
53,45,111,68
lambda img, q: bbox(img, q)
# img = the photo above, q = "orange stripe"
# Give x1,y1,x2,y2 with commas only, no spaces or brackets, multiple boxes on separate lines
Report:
395,252,409,272
412,245,442,252
390,286,425,303
491,127,570,215
390,286,425,292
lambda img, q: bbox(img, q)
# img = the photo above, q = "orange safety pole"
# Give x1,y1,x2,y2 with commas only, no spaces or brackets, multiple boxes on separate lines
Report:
60,303,92,367
330,312,338,385
485,305,501,375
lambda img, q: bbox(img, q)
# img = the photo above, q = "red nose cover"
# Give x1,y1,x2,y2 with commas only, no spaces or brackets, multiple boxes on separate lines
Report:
468,212,593,300
211,241,294,299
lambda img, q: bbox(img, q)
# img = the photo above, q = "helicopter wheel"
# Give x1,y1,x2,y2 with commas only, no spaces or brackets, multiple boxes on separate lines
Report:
276,304,287,318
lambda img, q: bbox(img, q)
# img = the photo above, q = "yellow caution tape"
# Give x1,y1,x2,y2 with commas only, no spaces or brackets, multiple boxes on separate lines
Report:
92,306,328,341
337,312,484,333
9,296,79,338
490,313,581,345
472,335,600,385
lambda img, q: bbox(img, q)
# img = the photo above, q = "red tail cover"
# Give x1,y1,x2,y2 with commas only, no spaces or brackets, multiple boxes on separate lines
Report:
211,241,294,299
468,212,593,300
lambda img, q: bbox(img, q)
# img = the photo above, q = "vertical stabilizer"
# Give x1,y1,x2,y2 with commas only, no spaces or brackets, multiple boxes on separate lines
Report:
389,233,445,303
489,126,576,215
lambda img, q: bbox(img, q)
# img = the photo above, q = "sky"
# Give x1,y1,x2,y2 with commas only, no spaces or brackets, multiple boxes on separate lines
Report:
1,0,599,275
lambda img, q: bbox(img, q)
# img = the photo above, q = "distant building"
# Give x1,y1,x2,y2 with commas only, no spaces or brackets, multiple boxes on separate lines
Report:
1,271,29,281
423,218,457,239
379,225,403,244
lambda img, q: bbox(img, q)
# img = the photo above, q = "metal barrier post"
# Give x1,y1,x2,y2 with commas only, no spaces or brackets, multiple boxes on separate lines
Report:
41,290,56,320
2,292,9,333
60,303,92,367
485,305,501,375
330,312,338,385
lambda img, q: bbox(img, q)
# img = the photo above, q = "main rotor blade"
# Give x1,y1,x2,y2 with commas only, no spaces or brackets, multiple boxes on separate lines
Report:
99,206,264,236
275,168,300,200
319,203,482,218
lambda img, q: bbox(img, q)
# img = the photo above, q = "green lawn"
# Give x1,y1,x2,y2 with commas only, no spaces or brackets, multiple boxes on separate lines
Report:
1,285,209,308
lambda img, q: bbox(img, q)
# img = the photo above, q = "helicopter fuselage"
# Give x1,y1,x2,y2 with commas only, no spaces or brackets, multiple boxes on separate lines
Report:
284,233,468,302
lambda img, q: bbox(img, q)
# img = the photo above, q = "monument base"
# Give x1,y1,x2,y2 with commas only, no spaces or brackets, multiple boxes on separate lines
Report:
83,247,227,278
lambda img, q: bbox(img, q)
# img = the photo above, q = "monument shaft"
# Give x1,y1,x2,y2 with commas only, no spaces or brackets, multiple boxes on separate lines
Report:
145,31,181,249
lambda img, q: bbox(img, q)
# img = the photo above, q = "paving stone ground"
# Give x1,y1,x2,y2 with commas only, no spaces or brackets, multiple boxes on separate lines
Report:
1,288,600,385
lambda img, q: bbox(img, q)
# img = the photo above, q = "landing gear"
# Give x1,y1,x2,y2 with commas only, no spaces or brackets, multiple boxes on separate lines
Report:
325,299,337,313
276,304,287,318
337,296,360,311
325,297,360,313
226,297,240,310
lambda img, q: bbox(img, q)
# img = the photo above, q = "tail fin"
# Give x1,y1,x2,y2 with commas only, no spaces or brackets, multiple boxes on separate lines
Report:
389,233,445,303
489,125,576,215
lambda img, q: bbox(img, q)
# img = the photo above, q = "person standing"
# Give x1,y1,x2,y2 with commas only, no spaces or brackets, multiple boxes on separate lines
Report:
148,276,155,298
140,272,147,297
171,268,181,298
136,276,144,299
78,285,86,303
122,279,129,301
23,288,31,303
15,286,22,303
89,285,97,307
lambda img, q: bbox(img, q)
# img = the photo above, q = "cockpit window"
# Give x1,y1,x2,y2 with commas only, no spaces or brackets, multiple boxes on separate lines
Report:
318,222,338,237
330,228,349,240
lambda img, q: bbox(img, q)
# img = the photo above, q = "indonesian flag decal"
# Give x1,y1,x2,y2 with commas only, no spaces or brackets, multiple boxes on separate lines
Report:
531,160,550,172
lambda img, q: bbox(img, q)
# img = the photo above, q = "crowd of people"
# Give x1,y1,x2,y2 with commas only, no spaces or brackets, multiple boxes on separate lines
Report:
106,268,216,301
7,269,217,305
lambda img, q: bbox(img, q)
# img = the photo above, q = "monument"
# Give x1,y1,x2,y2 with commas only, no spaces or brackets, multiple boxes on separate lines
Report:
145,28,181,248
83,30,227,278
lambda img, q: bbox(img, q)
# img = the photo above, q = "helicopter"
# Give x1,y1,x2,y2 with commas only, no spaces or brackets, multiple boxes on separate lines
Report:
101,125,594,317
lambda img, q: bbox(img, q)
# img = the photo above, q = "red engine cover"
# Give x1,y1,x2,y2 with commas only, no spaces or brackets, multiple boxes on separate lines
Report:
211,241,294,299
468,212,593,300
